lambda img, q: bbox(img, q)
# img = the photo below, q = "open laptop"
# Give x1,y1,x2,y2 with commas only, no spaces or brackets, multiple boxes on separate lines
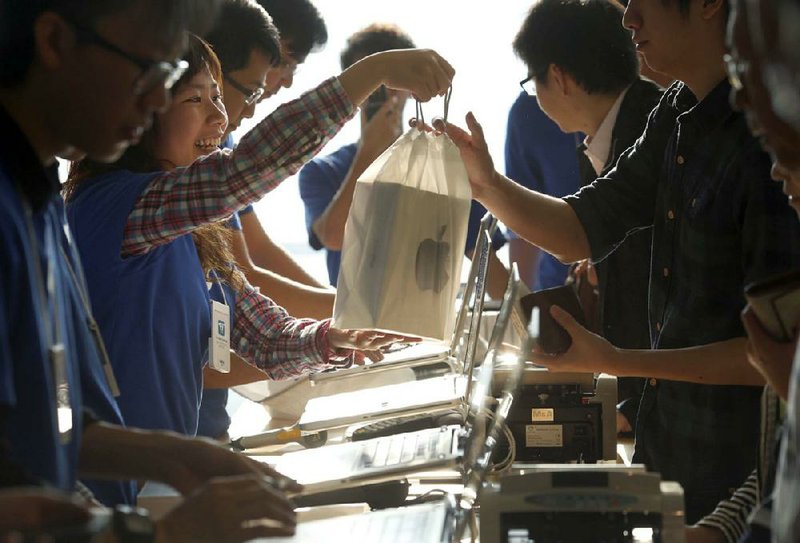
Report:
308,213,499,385
296,262,517,433
271,269,522,495
259,297,537,543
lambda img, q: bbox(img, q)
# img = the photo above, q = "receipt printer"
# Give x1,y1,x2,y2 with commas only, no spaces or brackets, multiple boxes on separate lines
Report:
481,465,685,543
496,370,617,463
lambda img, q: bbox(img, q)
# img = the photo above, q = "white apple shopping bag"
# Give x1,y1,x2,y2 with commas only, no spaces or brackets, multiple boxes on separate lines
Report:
332,111,471,340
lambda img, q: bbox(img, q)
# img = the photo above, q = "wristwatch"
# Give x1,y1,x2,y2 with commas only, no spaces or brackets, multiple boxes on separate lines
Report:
113,505,156,543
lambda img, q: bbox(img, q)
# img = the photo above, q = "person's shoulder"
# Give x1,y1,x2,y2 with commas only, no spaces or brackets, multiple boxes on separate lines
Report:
615,78,666,137
629,77,665,107
0,171,25,254
508,91,550,125
68,170,157,207
300,143,357,181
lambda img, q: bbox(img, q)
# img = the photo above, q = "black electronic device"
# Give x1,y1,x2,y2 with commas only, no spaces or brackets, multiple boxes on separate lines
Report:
519,285,586,355
493,371,617,464
505,383,603,463
292,479,410,510
364,85,388,121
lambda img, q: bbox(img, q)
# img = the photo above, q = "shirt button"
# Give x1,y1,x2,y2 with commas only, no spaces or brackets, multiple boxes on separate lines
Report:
667,210,675,220
649,378,658,387
663,267,669,277
655,322,662,332
676,155,685,165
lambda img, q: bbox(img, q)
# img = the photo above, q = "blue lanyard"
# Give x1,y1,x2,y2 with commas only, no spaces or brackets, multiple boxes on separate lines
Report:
22,200,72,444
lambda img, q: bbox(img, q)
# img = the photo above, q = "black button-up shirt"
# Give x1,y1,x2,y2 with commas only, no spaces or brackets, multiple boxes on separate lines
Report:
566,80,800,523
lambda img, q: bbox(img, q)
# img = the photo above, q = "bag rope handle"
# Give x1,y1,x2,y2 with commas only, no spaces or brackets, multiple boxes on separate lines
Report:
413,85,453,127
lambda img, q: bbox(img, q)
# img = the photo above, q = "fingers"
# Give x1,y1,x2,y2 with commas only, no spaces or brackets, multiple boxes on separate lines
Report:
529,350,558,368
365,350,384,363
391,50,454,102
549,305,581,336
415,51,453,101
465,112,486,146
409,118,435,132
352,351,368,365
741,305,767,343
234,523,295,541
435,116,474,149
234,489,295,526
250,461,302,493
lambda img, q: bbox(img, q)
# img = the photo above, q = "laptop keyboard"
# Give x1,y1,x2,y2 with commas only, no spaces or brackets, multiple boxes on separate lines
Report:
360,427,456,469
344,502,445,542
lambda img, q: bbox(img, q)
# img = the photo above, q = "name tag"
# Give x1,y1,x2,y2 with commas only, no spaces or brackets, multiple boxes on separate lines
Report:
208,300,230,373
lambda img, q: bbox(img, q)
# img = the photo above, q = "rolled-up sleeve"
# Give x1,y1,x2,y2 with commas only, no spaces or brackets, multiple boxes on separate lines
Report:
564,94,670,263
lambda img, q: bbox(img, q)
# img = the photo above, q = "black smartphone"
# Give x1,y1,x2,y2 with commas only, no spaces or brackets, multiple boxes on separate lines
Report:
364,85,388,121
519,285,586,355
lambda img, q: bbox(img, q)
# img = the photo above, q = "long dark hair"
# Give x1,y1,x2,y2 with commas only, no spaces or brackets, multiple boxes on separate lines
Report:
65,34,244,292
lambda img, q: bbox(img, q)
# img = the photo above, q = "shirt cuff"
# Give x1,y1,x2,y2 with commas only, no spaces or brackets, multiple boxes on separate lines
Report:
315,319,355,368
321,77,357,127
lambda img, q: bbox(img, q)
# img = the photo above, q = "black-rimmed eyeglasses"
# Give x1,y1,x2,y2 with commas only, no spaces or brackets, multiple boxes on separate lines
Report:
520,76,537,96
70,21,188,96
224,74,265,106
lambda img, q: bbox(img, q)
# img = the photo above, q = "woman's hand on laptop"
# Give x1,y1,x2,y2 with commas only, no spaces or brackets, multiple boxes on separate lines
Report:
327,328,423,365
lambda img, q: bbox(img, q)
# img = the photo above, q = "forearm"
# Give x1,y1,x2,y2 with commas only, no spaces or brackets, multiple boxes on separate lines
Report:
78,423,191,486
485,250,510,300
508,239,541,290
477,172,590,264
240,264,334,320
238,219,326,288
608,338,765,385
313,148,373,251
203,353,270,389
232,284,334,379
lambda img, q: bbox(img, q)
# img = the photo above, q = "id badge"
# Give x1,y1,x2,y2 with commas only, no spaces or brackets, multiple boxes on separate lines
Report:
50,344,73,444
208,300,230,373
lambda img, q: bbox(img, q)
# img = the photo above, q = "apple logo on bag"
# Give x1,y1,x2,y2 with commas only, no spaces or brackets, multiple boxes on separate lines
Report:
415,225,450,293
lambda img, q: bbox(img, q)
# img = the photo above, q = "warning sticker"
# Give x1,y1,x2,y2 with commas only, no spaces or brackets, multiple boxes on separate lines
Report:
531,408,554,422
526,425,563,447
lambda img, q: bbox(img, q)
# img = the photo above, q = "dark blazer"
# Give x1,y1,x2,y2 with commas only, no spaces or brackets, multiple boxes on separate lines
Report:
576,77,664,422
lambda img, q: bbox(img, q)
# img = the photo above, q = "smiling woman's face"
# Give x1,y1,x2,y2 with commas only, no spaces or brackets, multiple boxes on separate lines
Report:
154,65,228,168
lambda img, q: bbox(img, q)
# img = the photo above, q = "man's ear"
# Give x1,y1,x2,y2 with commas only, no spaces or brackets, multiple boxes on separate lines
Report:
550,64,573,96
700,0,726,21
33,11,76,71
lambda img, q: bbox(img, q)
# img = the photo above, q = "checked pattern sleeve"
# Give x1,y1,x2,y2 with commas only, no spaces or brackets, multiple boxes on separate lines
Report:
121,77,354,256
231,281,344,380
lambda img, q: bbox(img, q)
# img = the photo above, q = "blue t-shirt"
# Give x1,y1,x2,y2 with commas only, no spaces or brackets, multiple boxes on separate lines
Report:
504,92,583,290
68,171,212,437
299,143,505,286
0,167,133,505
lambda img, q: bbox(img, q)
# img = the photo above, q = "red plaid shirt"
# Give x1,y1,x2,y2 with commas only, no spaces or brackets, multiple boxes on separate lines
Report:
122,77,355,374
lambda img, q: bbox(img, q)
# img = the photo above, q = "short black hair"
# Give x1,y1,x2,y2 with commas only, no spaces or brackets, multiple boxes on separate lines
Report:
513,0,638,95
666,0,730,18
256,0,327,63
0,0,219,88
340,23,416,70
205,0,281,72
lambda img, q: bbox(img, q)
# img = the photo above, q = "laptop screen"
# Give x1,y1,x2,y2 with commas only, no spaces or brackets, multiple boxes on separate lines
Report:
462,264,520,467
450,213,496,360
454,265,537,540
